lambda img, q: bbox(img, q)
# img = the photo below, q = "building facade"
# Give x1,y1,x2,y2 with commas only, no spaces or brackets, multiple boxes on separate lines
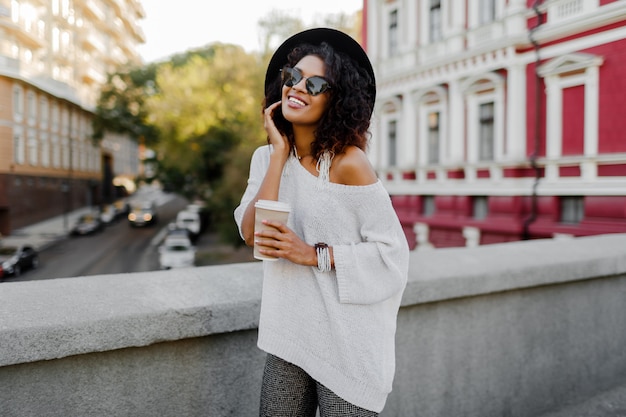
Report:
0,0,145,235
364,0,626,249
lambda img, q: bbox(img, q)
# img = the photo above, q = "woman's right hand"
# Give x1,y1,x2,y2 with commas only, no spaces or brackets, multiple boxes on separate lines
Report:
264,101,290,161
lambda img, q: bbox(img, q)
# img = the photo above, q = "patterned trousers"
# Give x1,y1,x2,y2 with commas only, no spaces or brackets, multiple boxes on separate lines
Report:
259,354,379,417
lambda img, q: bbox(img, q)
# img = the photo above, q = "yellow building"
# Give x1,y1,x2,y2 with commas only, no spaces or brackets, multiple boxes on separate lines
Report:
0,0,145,235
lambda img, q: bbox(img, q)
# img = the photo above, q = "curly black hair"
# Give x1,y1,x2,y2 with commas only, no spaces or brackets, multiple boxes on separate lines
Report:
263,42,375,161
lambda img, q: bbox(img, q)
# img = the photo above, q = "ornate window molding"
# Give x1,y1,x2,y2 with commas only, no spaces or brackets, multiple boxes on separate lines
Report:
413,86,448,168
538,53,603,180
378,96,403,170
461,73,505,167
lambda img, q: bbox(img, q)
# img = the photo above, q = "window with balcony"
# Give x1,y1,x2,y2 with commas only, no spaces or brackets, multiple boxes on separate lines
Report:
479,102,495,161
560,196,584,224
388,9,398,57
429,0,442,43
427,111,440,164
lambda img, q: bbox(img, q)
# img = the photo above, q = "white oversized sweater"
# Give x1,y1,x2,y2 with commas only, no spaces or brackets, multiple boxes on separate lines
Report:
234,145,409,412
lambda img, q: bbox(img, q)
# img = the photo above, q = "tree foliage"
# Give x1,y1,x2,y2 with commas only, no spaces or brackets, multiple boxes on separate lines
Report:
145,44,262,197
92,64,160,145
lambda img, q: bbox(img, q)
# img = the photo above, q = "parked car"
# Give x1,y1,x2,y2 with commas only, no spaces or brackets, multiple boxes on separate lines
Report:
128,202,158,227
70,213,104,236
158,234,196,270
186,201,210,233
99,204,117,225
176,209,201,241
0,244,39,279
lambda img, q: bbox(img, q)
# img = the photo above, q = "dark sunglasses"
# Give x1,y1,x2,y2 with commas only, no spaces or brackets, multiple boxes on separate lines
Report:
280,66,331,96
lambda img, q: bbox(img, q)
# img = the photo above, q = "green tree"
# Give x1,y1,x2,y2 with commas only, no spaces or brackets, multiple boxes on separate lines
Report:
92,64,160,145
145,44,266,243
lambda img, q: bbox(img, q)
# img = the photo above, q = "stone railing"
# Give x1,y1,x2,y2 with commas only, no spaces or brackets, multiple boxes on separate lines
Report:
1,234,626,417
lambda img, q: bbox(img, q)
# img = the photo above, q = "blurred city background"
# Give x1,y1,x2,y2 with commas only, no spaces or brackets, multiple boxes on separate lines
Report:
2,2,626,416
2,0,626,282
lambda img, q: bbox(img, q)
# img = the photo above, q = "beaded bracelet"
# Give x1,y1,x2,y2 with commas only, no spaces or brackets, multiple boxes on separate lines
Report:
315,242,331,272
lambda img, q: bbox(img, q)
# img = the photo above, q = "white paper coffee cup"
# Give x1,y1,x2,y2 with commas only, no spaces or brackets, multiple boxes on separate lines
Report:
254,200,291,261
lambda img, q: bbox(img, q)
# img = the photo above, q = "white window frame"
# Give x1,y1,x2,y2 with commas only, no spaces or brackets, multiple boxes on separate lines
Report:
538,53,603,180
378,97,403,170
381,1,400,59
463,73,505,166
416,87,448,168
420,0,448,46
428,0,443,43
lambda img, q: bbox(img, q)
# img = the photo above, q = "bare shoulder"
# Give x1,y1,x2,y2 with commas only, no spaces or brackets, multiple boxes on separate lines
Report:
331,146,378,186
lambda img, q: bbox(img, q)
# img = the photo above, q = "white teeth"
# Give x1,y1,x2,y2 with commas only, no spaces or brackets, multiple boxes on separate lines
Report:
289,97,306,106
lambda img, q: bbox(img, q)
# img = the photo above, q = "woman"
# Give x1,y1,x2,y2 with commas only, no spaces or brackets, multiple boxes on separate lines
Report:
234,28,409,416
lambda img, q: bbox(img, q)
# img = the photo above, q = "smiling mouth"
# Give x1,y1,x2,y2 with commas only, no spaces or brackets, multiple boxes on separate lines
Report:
288,96,306,106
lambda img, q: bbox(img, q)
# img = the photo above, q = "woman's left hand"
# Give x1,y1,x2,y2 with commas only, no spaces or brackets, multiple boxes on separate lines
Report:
255,220,316,266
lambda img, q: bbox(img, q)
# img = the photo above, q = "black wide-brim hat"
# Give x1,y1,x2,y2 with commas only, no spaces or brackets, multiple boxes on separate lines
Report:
264,27,376,105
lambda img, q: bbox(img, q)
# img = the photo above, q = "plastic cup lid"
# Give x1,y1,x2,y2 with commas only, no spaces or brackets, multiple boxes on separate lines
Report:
254,199,291,212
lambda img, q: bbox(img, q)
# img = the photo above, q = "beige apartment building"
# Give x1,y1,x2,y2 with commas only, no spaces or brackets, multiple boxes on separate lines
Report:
0,0,145,235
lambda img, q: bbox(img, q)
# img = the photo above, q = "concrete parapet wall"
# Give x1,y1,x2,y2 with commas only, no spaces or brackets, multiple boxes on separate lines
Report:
1,234,626,416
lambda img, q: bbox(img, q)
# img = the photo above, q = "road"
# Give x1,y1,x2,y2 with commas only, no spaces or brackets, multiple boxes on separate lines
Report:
12,195,189,282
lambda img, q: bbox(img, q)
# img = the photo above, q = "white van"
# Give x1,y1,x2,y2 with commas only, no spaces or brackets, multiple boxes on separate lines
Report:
176,210,201,236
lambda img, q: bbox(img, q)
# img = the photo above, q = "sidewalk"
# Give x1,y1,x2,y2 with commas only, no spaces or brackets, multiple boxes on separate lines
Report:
0,206,96,251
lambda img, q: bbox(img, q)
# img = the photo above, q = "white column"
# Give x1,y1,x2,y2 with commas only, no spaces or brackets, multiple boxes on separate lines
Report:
369,113,382,169
400,93,417,167
506,61,527,161
582,66,599,180
447,79,464,164
405,0,418,49
544,75,562,180
447,0,465,53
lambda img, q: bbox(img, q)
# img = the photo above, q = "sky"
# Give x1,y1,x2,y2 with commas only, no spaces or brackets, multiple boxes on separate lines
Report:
137,0,363,63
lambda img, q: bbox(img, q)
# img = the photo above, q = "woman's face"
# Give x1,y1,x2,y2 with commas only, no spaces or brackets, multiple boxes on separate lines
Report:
281,55,330,127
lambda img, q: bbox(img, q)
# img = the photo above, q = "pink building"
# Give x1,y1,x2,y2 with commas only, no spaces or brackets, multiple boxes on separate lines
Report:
363,0,626,249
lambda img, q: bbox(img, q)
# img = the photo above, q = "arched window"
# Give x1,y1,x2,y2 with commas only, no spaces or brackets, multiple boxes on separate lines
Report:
461,73,505,165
